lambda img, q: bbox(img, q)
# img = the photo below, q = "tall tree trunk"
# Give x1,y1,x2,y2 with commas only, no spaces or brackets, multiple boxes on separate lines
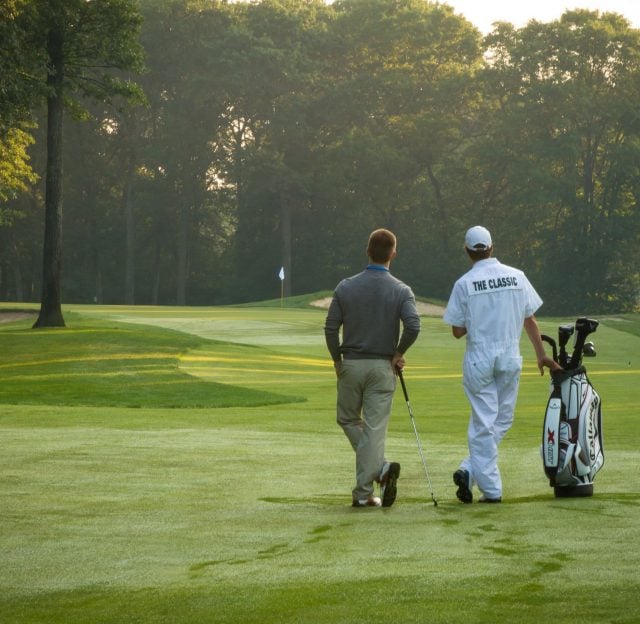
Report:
95,269,103,304
13,263,23,302
34,22,65,328
123,150,136,305
152,242,161,305
176,202,187,306
281,198,292,298
5,242,24,301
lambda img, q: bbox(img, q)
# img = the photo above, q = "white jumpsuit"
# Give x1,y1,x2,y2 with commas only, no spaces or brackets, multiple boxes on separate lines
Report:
443,258,542,499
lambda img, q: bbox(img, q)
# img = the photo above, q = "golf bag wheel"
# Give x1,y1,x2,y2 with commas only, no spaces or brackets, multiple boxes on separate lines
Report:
554,483,594,498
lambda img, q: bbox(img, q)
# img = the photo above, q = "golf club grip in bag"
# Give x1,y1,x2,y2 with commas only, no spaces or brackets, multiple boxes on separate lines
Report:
541,318,604,497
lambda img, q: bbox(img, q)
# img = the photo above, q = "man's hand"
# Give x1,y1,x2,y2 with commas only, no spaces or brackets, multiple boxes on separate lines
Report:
392,351,405,372
333,360,342,376
452,325,467,339
538,354,562,375
525,315,563,376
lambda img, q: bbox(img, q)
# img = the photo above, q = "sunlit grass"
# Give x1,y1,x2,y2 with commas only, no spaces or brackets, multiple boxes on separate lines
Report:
1,304,639,623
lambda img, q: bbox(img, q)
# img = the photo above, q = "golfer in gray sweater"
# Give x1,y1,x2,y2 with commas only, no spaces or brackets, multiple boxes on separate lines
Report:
325,229,421,507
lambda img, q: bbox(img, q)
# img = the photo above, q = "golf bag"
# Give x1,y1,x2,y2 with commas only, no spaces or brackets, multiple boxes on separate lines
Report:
541,318,604,498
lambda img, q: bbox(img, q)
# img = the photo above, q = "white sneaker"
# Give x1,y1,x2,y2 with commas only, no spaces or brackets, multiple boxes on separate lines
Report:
478,495,502,504
352,496,382,508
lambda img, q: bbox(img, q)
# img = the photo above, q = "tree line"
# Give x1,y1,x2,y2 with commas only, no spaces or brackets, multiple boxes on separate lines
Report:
1,0,639,321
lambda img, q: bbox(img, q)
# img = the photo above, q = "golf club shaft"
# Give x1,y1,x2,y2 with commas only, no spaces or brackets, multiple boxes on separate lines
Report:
397,370,437,506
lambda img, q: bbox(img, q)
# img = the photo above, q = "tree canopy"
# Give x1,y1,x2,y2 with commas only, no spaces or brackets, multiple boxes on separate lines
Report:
1,0,638,314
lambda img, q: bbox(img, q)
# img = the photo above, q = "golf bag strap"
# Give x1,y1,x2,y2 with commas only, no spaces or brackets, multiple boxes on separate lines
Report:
551,366,586,385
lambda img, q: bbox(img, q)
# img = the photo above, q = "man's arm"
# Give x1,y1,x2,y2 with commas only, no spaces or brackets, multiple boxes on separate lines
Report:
397,297,420,354
324,295,343,371
394,292,421,371
443,280,467,340
524,315,561,374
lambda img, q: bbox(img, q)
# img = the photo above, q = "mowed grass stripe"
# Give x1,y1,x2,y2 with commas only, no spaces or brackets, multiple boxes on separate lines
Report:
0,313,303,408
0,353,178,370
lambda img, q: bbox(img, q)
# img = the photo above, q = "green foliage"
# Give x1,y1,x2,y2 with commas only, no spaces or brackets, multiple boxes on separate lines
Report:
481,10,640,313
0,126,38,204
15,0,146,107
0,1,42,209
0,0,42,134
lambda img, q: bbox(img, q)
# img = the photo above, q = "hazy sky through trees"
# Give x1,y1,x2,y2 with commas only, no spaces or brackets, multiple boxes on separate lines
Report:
443,0,640,33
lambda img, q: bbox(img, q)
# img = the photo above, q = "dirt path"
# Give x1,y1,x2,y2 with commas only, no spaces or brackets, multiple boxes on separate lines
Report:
0,312,36,324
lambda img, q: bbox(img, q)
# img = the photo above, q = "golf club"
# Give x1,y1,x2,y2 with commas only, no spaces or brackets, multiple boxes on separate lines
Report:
397,369,438,507
541,334,558,363
558,324,575,367
568,317,599,369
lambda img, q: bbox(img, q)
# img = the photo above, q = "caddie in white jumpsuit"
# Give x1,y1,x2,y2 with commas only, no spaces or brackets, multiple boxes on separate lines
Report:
443,226,557,503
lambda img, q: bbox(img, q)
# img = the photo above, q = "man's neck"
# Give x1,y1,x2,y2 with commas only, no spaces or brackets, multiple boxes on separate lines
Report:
367,260,390,270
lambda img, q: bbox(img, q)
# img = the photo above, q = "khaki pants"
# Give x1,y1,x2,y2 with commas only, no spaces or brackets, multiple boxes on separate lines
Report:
337,359,397,500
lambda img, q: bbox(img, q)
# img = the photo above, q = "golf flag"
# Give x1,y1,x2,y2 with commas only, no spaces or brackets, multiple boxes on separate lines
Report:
278,266,285,281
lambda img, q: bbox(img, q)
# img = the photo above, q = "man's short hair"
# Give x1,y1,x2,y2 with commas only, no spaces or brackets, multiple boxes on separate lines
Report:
465,246,492,261
367,228,396,263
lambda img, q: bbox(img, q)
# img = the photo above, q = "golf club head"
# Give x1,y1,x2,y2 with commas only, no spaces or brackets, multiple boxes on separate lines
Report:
558,324,574,347
582,342,596,357
568,318,599,368
557,324,574,367
575,317,599,337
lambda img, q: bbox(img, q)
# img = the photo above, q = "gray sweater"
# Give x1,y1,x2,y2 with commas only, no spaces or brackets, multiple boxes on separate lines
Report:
324,267,421,361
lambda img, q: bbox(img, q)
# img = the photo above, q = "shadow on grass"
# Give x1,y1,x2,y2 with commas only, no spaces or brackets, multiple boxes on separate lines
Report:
259,495,444,508
509,492,640,505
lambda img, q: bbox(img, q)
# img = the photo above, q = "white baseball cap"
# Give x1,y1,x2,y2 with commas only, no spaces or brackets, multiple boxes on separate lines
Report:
465,225,492,250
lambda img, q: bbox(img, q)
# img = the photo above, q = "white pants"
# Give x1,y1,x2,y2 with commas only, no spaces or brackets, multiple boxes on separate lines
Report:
459,350,522,499
336,359,396,500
